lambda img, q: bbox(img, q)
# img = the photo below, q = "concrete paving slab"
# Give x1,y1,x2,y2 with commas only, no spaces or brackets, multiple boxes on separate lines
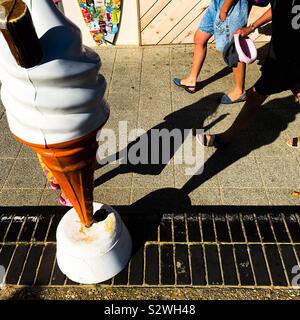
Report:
1,44,300,299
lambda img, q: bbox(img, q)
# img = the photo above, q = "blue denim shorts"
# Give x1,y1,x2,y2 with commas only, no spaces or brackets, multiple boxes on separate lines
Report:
199,0,249,52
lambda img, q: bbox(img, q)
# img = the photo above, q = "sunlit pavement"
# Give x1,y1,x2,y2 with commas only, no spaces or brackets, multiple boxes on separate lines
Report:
1,44,300,299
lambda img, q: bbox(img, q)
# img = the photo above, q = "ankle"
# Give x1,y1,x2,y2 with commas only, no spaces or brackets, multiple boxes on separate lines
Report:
231,88,245,95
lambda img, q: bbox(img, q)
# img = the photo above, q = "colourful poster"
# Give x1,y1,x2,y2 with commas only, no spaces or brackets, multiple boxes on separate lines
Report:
78,0,121,45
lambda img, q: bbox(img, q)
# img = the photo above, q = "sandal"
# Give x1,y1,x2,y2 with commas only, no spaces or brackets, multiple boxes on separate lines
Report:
220,92,246,105
196,133,223,148
59,195,73,207
287,137,300,148
173,78,196,94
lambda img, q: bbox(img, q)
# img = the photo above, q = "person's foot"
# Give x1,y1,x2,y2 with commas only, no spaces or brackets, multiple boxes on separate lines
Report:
287,137,300,148
180,78,196,90
173,77,196,93
196,133,225,148
220,90,246,104
228,90,245,101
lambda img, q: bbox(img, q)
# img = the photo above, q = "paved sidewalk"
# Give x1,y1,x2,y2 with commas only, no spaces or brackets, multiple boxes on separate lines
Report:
1,44,300,299
1,44,300,207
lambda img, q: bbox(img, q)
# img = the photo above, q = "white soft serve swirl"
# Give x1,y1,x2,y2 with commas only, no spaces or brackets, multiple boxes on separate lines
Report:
0,0,109,145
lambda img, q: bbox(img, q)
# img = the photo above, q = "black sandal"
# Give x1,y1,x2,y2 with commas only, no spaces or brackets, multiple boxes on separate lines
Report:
173,78,196,94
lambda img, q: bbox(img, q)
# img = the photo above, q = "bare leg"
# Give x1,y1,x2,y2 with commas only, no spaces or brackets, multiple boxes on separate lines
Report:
180,30,212,90
201,87,267,145
227,62,246,101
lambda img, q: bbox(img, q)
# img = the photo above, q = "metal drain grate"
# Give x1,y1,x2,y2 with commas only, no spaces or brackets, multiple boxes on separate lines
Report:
1,206,300,287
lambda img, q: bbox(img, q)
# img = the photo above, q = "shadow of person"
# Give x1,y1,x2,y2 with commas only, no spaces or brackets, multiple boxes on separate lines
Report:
118,94,300,251
94,92,228,187
116,187,192,255
182,95,300,194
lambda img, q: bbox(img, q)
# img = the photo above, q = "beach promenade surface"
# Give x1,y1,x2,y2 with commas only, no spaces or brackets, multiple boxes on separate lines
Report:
1,44,300,300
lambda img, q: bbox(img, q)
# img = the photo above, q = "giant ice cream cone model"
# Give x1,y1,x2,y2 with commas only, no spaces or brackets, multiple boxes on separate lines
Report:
0,0,132,283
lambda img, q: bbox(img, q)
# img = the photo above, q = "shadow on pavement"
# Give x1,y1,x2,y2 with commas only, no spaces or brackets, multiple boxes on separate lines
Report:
95,92,226,186
95,92,299,196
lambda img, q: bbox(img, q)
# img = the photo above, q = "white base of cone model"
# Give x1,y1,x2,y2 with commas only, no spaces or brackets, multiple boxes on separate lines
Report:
56,202,132,284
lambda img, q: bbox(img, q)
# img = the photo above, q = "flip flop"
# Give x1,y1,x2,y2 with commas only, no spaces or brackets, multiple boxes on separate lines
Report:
196,133,223,148
287,137,300,148
220,92,246,105
173,78,196,94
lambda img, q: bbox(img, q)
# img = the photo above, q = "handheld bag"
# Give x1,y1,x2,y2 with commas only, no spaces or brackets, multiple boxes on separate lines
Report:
234,33,257,64
223,34,257,67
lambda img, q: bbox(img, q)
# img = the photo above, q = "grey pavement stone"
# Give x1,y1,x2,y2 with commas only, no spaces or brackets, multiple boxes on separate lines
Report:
257,156,300,189
0,159,14,189
171,89,204,113
0,134,22,158
218,157,263,188
0,99,4,114
2,44,300,297
175,164,219,189
203,75,234,97
93,187,131,205
0,114,10,134
0,44,299,210
107,89,140,113
3,158,47,189
115,48,143,65
107,61,140,99
203,105,245,134
130,186,222,207
139,94,171,115
138,109,172,131
221,188,270,205
18,144,36,159
189,188,222,205
253,134,293,159
94,47,117,79
267,188,300,206
0,189,43,206
94,163,133,189
133,164,175,189
130,187,180,206
39,187,132,206
170,46,194,76
95,48,116,100
39,189,61,206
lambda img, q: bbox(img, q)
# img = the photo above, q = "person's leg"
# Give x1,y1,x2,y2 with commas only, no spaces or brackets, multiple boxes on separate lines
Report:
202,56,289,146
220,0,249,103
180,30,212,90
228,62,246,101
